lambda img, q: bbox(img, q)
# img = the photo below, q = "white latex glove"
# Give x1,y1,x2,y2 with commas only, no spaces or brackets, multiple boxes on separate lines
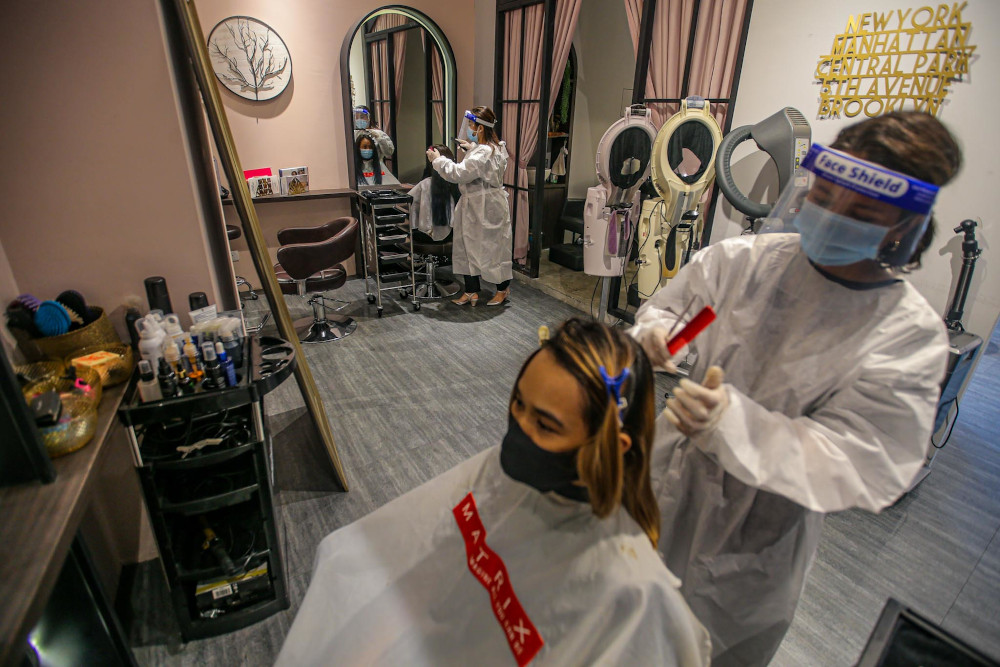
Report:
664,366,729,437
457,139,474,151
639,326,680,373
426,147,441,161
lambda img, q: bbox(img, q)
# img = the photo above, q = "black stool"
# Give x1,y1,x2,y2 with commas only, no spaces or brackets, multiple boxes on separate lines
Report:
412,236,459,299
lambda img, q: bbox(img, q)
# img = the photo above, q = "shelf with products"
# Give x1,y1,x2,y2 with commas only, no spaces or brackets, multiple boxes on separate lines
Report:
118,335,295,641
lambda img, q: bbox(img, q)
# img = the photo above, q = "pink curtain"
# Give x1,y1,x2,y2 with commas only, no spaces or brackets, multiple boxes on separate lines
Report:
625,0,749,129
368,40,390,133
422,32,445,139
371,15,409,124
504,0,582,263
687,0,749,129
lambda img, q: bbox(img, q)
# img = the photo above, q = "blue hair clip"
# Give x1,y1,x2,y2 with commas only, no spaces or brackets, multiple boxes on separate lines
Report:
599,366,631,423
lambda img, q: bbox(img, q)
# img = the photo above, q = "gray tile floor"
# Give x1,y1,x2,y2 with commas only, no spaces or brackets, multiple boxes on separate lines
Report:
126,278,1000,665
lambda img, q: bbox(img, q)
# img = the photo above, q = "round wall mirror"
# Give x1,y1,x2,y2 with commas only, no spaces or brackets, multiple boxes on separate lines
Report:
340,8,457,188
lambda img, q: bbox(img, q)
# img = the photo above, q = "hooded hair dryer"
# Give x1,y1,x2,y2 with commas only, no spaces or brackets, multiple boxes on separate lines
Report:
715,107,811,219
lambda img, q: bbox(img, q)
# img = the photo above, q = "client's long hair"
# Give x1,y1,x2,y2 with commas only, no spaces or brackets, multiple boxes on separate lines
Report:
510,318,660,547
424,144,461,226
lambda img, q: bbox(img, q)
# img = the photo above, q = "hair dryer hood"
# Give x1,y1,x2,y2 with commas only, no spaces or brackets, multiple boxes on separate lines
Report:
595,106,658,206
649,96,723,202
716,107,811,219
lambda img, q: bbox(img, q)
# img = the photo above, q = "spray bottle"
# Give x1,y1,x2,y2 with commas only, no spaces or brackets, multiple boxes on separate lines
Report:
137,360,163,402
215,341,237,387
201,342,226,390
183,335,204,382
136,317,166,368
157,357,179,398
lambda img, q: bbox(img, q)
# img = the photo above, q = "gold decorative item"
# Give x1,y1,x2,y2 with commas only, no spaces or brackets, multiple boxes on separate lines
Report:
66,344,135,388
18,307,120,362
815,4,976,119
16,362,103,458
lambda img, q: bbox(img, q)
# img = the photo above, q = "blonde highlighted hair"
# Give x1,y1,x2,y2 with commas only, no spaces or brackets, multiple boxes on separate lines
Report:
511,318,660,546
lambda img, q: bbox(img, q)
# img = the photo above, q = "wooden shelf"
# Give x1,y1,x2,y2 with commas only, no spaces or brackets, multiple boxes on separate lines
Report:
221,187,356,205
0,383,127,665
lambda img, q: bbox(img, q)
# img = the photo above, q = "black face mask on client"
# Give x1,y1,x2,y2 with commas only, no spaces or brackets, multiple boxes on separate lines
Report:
499,414,589,503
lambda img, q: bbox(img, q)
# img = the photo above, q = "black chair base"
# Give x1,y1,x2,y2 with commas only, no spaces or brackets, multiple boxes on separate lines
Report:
236,276,259,301
415,278,460,299
294,314,356,343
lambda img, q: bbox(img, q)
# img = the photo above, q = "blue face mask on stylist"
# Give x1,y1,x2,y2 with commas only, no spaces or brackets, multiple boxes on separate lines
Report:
360,148,374,160
466,128,477,142
793,199,889,266
355,119,369,129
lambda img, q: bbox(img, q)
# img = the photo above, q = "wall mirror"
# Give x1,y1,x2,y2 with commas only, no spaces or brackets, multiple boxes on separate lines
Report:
340,7,457,188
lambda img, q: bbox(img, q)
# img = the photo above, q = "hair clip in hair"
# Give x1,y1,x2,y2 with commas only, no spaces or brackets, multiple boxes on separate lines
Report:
537,325,550,346
599,366,631,424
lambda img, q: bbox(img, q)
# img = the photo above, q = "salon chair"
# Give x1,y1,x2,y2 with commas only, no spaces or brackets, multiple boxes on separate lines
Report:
411,234,460,299
226,225,258,301
273,217,359,343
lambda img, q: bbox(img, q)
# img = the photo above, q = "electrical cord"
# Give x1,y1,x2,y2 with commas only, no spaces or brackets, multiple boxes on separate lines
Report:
931,399,960,449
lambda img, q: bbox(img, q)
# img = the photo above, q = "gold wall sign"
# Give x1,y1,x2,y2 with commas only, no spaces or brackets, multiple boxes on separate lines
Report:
816,3,975,119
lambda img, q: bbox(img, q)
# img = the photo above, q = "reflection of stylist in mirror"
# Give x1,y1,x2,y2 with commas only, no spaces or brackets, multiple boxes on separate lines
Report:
631,112,963,667
355,132,399,187
427,107,513,307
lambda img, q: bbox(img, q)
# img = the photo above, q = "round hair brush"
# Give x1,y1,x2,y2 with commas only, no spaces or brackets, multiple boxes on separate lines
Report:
35,300,72,337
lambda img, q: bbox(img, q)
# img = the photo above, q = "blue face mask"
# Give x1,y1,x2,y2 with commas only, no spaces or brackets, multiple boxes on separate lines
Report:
466,128,477,142
360,148,374,160
355,119,369,129
793,199,889,266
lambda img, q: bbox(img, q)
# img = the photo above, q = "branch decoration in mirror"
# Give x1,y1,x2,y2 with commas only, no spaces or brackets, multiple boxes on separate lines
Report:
208,16,292,101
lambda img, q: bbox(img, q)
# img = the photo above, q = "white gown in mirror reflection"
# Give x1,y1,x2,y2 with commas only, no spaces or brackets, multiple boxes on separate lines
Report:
630,233,949,666
275,447,711,666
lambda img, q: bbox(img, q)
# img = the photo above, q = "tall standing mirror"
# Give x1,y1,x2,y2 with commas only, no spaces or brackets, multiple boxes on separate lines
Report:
340,8,457,188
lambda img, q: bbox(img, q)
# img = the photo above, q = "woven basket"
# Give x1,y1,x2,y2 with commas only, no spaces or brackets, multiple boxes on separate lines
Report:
16,307,120,362
17,362,103,458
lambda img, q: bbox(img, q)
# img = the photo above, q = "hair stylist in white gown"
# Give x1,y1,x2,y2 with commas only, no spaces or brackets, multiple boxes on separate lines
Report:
631,111,962,666
427,106,513,307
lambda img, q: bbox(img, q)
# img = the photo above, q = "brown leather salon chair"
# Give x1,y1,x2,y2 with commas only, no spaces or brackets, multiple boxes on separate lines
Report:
274,217,359,343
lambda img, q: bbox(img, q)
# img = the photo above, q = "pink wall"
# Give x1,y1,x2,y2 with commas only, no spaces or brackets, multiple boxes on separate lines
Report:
194,0,477,190
0,1,227,333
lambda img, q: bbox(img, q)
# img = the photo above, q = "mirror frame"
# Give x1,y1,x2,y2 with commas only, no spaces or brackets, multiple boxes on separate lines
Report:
340,6,457,187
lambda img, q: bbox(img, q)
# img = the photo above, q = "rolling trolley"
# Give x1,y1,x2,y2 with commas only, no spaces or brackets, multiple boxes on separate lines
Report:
358,189,420,316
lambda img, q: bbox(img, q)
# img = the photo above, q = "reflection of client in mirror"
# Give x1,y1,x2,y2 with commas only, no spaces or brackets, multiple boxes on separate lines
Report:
353,105,395,162
355,132,399,187
409,145,460,243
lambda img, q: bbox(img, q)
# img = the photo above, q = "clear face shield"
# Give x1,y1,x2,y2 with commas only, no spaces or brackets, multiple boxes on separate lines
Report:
458,109,495,144
353,107,370,130
759,143,939,268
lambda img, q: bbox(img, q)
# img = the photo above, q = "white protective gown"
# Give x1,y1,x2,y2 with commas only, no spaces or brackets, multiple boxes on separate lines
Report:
433,143,513,284
630,233,949,667
359,158,399,186
276,447,711,667
408,177,454,241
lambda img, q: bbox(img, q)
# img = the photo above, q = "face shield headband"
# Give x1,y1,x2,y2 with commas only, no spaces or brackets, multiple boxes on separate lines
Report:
464,110,495,128
760,143,940,267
